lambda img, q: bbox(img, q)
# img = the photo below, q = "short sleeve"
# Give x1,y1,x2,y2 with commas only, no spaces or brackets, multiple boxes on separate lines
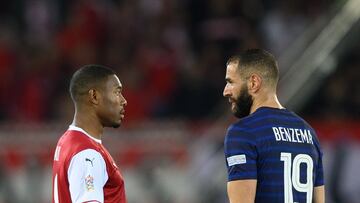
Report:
224,125,258,181
314,148,324,186
68,149,109,203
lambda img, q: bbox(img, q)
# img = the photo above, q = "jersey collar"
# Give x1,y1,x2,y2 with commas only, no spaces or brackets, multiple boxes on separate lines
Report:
68,125,102,144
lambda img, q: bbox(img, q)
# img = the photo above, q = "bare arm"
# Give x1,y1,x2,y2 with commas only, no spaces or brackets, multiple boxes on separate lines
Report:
313,185,325,203
227,180,257,203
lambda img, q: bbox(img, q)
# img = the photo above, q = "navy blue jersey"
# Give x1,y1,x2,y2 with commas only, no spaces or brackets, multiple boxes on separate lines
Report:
224,107,324,203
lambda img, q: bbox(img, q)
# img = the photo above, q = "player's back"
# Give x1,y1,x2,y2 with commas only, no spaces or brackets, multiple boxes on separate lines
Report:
225,107,324,203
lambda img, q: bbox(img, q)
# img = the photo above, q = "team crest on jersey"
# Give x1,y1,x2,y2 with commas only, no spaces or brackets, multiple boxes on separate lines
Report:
85,175,94,191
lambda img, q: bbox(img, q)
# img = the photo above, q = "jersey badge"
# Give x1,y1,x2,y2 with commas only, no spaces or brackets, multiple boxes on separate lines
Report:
227,154,247,166
85,175,95,191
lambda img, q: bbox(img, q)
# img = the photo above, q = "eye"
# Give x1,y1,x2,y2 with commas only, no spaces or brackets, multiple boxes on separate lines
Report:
115,86,123,96
114,90,121,95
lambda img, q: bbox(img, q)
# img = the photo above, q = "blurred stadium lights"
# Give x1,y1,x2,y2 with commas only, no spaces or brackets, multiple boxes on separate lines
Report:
278,0,360,111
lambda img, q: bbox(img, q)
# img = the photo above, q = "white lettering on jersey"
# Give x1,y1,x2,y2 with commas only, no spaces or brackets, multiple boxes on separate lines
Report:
227,154,247,166
272,127,314,144
54,174,59,203
54,146,61,161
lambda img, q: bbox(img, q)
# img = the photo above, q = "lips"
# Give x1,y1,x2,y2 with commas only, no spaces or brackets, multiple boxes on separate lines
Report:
120,109,125,120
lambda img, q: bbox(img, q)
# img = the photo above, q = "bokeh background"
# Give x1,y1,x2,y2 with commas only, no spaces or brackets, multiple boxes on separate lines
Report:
0,0,359,202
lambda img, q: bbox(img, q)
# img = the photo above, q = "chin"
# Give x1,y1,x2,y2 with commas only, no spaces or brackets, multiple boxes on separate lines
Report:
231,107,239,116
106,120,121,128
112,121,121,128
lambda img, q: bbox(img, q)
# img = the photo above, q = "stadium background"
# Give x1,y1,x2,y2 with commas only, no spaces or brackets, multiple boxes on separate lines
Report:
0,0,359,202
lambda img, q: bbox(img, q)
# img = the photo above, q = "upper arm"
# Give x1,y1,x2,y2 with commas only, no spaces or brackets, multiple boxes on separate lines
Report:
227,180,257,203
314,144,324,187
224,127,258,181
313,185,325,203
68,149,108,203
225,127,258,203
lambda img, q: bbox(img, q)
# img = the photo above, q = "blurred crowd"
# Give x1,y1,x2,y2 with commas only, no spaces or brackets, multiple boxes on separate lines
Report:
304,46,360,120
0,0,346,125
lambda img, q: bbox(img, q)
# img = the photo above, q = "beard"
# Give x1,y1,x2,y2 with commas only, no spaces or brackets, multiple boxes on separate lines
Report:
232,84,254,119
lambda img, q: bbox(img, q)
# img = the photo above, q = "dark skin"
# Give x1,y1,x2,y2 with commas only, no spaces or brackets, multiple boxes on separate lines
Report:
72,75,127,140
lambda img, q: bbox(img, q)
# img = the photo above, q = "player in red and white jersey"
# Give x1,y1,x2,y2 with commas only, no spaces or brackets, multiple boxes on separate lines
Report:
52,65,127,203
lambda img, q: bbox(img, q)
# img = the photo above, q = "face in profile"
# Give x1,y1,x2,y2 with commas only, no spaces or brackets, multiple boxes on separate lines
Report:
223,63,253,118
98,75,127,128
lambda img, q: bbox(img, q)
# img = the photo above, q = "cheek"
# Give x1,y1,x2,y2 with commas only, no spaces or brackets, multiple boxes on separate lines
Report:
110,97,121,109
232,87,242,98
103,96,119,111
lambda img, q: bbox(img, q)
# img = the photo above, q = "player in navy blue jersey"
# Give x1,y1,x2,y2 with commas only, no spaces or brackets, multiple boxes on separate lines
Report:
223,49,325,203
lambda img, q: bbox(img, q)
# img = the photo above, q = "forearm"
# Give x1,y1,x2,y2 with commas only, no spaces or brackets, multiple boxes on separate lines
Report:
313,185,325,203
227,180,257,203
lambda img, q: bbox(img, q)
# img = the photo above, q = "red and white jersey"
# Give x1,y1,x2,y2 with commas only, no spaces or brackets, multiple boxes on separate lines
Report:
52,125,126,203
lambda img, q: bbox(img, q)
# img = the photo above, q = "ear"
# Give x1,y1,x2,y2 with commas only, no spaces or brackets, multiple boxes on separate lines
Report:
248,73,262,94
88,89,100,105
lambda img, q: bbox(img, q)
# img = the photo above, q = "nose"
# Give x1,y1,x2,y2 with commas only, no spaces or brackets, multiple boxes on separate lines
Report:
223,85,231,97
121,95,127,106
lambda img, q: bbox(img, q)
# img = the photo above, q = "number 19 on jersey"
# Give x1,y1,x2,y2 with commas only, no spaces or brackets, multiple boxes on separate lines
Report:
280,153,313,203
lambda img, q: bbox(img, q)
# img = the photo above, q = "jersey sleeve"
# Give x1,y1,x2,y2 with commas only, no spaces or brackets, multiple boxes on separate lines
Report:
67,149,109,203
224,125,258,181
314,147,324,186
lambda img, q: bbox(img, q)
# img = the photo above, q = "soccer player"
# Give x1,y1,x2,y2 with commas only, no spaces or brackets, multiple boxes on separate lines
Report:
223,49,325,203
52,65,127,203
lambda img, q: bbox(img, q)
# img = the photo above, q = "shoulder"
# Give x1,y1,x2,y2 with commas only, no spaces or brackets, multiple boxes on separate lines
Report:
69,149,105,168
287,111,318,134
226,121,251,136
56,130,101,162
225,121,257,146
60,130,98,148
226,116,259,136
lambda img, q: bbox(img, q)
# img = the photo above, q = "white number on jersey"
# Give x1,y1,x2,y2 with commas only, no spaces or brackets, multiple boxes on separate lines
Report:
280,153,313,203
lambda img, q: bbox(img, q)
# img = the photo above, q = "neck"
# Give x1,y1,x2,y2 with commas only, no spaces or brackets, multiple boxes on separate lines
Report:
250,92,283,114
71,107,103,140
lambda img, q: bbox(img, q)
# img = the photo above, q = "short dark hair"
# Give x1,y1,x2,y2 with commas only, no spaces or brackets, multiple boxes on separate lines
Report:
227,49,279,87
69,64,115,102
